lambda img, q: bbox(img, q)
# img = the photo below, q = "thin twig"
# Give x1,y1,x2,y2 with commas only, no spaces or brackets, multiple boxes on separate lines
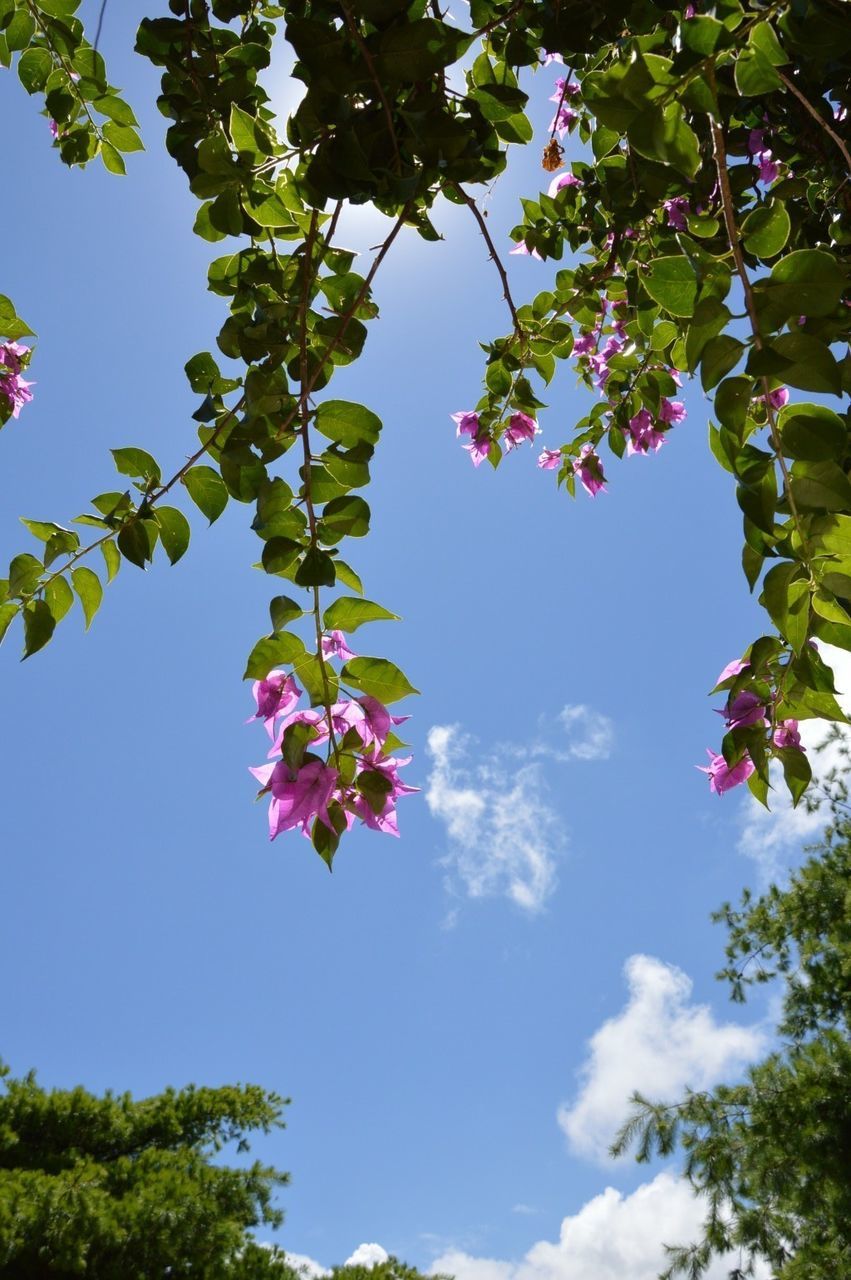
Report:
93,0,109,53
777,69,851,174
451,182,523,338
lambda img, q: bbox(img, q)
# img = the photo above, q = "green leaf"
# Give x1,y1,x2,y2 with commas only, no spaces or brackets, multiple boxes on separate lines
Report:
102,121,143,153
323,597,399,633
112,447,161,484
734,45,782,95
261,536,302,577
8,553,42,598
5,9,34,50
314,400,382,449
779,403,847,461
0,600,19,645
292,651,339,708
100,142,127,176
243,632,307,680
22,599,55,657
643,257,698,317
340,656,419,704
229,103,274,157
270,595,303,631
770,334,842,395
156,506,191,565
768,250,847,318
320,495,370,540
294,547,336,588
182,466,228,523
101,540,120,582
282,720,319,773
627,103,700,177
742,202,791,259
700,336,745,391
45,575,73,622
334,559,363,595
17,47,51,93
777,744,812,806
117,522,151,570
71,566,103,630
761,561,810,652
790,460,851,512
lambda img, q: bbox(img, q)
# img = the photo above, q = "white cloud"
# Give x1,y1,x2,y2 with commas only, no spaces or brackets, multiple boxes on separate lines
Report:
555,705,614,762
282,1252,330,1279
344,1244,391,1269
431,1171,769,1280
558,955,765,1162
737,645,851,880
426,725,562,914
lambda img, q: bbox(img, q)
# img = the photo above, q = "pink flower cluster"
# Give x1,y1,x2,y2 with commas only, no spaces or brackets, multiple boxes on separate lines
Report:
549,78,581,137
748,128,779,186
248,661,416,841
625,399,686,455
0,342,34,420
697,656,804,795
452,409,538,467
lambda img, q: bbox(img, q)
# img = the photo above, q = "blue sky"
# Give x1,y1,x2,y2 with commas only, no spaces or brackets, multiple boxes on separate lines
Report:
0,6,836,1278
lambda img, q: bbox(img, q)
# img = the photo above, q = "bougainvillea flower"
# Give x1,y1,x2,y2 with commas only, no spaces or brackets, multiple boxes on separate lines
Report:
573,331,597,356
663,196,690,230
659,398,686,424
464,435,494,467
504,411,538,450
549,78,581,102
697,748,755,795
756,151,779,184
321,630,357,662
541,50,564,65
354,695,409,750
0,341,29,375
263,759,340,838
626,408,665,455
716,657,750,684
747,128,766,156
250,671,302,732
0,342,34,419
774,720,803,750
723,690,766,730
763,386,789,411
573,443,607,496
510,240,543,260
538,448,562,470
451,410,480,437
550,106,578,137
548,171,582,198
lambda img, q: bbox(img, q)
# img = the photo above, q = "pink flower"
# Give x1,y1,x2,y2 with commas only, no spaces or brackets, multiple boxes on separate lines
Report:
541,50,564,65
659,398,686,424
549,78,580,102
321,630,357,662
747,128,767,156
354,696,409,751
757,151,779,184
763,386,789,411
573,331,597,356
504,411,538,450
0,342,34,419
723,690,766,730
464,435,495,467
697,748,755,795
684,3,696,16
510,240,542,260
538,448,562,470
573,443,606,496
663,197,690,231
773,719,803,750
251,758,340,838
626,407,665,455
250,671,302,734
716,657,749,684
451,410,480,437
548,171,582,198
550,106,578,137
350,753,419,837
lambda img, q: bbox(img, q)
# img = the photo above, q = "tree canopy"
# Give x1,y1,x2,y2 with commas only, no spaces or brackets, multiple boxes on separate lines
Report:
1,3,849,856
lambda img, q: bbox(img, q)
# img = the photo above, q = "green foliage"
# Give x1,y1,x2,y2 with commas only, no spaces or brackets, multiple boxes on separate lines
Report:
3,0,851,829
614,777,851,1278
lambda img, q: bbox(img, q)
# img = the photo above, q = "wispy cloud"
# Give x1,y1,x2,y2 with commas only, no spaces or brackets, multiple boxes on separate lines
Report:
555,704,614,761
426,725,562,915
558,955,765,1163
